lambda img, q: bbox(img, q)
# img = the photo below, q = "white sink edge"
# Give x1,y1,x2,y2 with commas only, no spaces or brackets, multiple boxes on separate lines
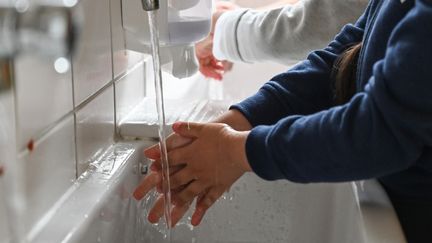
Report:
27,141,148,243
354,180,407,243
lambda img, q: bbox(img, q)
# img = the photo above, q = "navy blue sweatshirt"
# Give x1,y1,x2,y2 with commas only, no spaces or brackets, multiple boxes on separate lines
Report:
232,0,432,201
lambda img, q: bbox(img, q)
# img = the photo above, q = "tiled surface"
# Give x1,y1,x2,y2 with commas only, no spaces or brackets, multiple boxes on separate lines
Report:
110,0,144,78
0,183,8,242
0,92,14,242
75,85,115,175
0,92,16,170
1,0,155,240
72,0,113,105
114,63,145,124
14,55,73,149
20,115,76,233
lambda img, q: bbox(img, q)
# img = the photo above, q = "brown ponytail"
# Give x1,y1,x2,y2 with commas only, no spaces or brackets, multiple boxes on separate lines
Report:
332,42,363,105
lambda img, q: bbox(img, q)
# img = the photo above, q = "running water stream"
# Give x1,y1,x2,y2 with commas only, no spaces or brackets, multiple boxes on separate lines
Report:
147,10,173,242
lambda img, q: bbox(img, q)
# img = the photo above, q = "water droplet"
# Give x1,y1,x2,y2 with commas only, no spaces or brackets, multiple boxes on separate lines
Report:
63,0,78,7
54,57,70,74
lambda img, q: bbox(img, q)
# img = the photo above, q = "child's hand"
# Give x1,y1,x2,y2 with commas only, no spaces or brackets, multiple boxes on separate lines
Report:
134,133,193,200
195,1,237,80
139,122,251,227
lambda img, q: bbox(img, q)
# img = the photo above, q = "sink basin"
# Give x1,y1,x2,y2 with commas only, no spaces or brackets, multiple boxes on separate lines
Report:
26,139,405,243
24,62,406,243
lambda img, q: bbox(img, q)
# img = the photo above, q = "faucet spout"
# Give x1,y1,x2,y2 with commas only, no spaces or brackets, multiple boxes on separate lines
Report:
141,0,159,11
0,2,81,59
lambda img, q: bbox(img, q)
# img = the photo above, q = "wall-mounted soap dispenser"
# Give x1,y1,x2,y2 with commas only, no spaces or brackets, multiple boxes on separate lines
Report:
121,0,212,78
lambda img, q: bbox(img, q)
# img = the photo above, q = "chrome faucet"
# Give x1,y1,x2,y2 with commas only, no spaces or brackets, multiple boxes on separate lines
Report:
0,1,80,59
141,0,159,11
0,0,81,92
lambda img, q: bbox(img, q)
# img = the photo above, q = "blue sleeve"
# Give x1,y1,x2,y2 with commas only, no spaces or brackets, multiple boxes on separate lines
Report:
244,1,432,182
230,9,367,127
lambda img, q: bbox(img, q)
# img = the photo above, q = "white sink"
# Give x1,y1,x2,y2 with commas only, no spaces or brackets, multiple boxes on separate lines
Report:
26,139,405,243
25,62,406,243
118,98,230,139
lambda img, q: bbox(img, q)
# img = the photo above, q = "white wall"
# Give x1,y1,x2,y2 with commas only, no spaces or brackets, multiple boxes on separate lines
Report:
0,0,148,241
233,0,299,8
0,0,294,241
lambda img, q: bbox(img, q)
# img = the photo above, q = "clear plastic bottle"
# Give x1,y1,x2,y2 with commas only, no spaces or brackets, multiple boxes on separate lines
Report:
167,0,212,44
123,0,212,46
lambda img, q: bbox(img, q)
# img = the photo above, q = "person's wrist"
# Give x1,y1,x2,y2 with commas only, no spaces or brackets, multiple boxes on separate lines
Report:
211,9,227,35
214,9,227,22
212,110,252,132
237,131,252,172
212,2,239,34
225,129,251,173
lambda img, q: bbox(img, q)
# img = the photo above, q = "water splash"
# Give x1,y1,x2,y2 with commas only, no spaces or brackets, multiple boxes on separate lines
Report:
146,10,172,241
135,189,173,242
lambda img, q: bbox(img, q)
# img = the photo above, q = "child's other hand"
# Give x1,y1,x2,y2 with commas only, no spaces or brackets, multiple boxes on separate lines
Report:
195,1,237,80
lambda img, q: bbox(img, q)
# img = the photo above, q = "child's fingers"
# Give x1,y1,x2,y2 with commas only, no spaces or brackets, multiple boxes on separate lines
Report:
191,186,225,226
145,133,194,162
170,203,191,228
133,172,161,200
168,134,194,150
153,164,186,193
171,181,205,207
210,59,225,70
150,161,161,172
148,195,166,224
172,122,205,138
199,66,223,80
144,144,161,159
169,168,194,190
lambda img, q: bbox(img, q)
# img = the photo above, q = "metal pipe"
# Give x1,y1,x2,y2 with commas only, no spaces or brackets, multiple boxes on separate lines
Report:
141,0,159,11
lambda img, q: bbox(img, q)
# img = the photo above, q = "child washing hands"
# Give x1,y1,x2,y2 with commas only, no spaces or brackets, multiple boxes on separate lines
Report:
133,118,252,227
135,2,432,241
